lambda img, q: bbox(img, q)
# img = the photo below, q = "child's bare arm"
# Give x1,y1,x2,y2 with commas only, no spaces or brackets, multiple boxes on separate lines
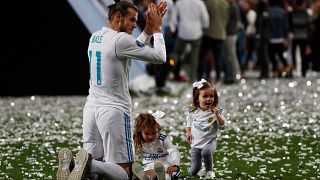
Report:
185,127,192,144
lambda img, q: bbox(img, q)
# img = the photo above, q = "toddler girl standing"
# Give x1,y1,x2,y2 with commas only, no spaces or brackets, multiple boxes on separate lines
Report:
186,79,226,179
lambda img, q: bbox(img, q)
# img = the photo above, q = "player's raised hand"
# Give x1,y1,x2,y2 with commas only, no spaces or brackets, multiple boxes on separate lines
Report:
144,3,162,34
157,1,168,17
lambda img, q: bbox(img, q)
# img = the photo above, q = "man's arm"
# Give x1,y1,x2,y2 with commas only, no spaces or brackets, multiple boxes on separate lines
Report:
116,3,167,63
136,2,167,46
116,33,166,64
136,31,152,45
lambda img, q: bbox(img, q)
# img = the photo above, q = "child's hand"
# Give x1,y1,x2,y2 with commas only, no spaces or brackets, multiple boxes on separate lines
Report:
185,132,192,144
211,107,219,115
212,107,225,126
167,166,179,176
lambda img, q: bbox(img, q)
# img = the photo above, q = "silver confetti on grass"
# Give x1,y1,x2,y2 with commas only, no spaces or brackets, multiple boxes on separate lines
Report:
0,73,320,179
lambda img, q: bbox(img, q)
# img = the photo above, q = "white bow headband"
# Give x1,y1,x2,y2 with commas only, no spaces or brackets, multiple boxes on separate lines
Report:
192,79,207,89
152,111,165,125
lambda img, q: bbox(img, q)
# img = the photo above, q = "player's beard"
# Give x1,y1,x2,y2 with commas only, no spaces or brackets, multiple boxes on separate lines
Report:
119,18,131,34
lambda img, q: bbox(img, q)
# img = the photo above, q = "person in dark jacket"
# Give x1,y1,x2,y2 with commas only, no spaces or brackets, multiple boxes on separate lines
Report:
288,0,312,77
268,0,291,77
255,0,272,78
309,0,320,72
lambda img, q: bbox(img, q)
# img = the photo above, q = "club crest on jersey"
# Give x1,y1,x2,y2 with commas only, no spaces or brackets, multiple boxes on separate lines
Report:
136,40,145,47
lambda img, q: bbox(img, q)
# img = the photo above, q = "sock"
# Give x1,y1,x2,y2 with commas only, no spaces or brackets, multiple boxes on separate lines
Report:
91,159,129,180
172,171,181,177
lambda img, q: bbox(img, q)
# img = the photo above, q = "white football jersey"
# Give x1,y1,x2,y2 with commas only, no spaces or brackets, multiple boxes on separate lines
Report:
86,27,166,115
186,108,226,149
140,133,180,171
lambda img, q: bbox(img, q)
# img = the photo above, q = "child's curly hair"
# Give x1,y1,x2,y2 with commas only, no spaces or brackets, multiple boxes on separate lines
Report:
133,113,162,156
190,81,218,112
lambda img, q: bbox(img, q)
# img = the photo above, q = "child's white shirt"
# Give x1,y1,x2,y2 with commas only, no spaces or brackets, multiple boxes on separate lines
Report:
186,108,226,149
140,133,180,171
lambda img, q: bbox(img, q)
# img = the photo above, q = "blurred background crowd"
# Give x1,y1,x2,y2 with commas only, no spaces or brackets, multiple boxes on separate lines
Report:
133,0,320,93
2,0,320,96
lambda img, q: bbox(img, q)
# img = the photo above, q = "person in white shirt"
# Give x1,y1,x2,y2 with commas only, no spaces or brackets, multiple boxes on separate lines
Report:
132,111,181,180
185,79,226,179
171,0,209,82
56,1,168,180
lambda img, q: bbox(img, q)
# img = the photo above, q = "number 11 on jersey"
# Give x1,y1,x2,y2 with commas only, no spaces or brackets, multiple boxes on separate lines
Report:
88,50,102,85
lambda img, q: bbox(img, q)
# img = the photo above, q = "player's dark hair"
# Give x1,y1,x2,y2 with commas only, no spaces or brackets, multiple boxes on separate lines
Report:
108,0,138,21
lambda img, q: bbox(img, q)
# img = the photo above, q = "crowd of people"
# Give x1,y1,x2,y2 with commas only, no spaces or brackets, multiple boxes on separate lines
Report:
138,0,320,93
55,0,319,180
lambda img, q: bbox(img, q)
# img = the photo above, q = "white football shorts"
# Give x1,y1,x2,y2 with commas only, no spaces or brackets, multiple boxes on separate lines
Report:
83,105,134,163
